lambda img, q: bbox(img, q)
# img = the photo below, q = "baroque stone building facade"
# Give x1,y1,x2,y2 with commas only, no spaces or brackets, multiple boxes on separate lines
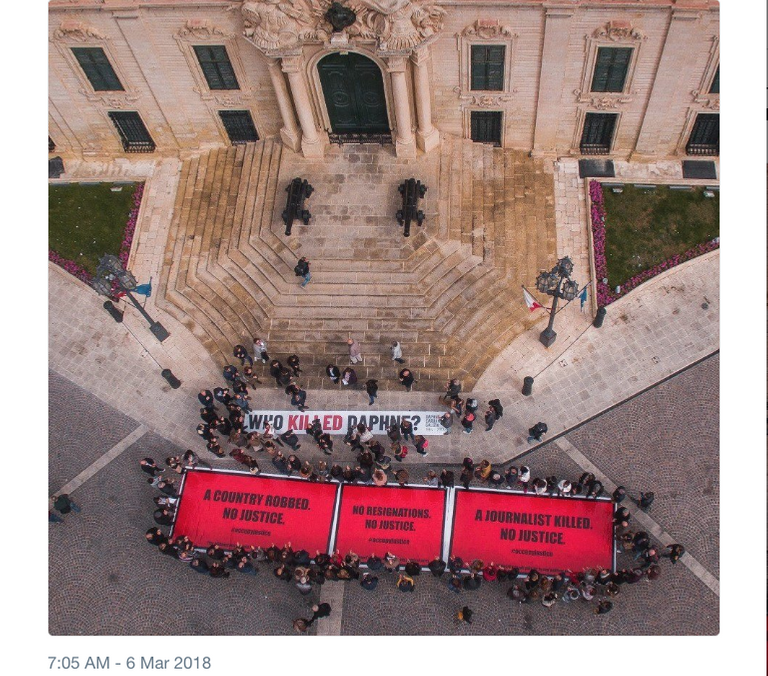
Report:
49,0,719,161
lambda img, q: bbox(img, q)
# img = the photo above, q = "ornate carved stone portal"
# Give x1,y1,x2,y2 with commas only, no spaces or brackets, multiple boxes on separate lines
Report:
240,0,444,158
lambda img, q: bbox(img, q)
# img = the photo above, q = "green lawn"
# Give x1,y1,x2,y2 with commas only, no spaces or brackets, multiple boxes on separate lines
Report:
49,182,138,277
602,185,719,288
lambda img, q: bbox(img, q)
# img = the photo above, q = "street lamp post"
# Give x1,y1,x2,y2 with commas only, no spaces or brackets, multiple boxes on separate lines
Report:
535,256,580,348
92,255,169,342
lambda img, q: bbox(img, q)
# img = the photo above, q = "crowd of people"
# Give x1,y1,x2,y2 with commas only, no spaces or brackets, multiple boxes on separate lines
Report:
134,340,691,629
141,449,686,624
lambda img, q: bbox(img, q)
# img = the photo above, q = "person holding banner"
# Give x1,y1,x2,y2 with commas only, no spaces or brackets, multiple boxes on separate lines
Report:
326,364,341,384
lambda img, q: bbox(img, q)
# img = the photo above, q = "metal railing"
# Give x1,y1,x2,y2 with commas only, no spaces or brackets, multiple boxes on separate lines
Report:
685,143,719,156
121,140,156,153
328,132,392,146
580,144,611,155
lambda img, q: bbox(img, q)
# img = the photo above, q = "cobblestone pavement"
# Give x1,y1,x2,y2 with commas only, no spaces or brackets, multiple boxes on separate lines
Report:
49,355,717,635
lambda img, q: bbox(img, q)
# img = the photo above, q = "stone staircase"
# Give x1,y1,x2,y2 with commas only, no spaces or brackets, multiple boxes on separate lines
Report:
157,135,556,391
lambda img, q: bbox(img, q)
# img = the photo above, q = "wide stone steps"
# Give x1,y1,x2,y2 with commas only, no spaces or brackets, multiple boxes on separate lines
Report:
158,135,557,391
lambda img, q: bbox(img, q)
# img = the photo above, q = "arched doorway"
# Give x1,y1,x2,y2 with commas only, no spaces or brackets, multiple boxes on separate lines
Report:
317,52,389,137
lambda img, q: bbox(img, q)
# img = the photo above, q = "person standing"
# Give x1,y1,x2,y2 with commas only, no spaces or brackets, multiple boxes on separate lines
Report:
294,257,311,288
414,435,429,457
198,390,216,411
52,494,81,516
639,491,655,510
400,418,415,443
439,412,453,434
457,606,473,624
526,422,548,443
326,364,341,384
365,379,379,406
310,603,331,622
287,354,302,377
461,412,475,434
662,543,685,564
391,341,405,364
398,368,415,392
347,338,363,364
252,337,269,363
341,367,357,387
484,406,497,432
290,386,309,412
442,379,461,404
612,486,627,503
233,344,253,367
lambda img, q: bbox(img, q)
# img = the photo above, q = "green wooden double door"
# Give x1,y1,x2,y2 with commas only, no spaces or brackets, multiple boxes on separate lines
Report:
318,52,389,135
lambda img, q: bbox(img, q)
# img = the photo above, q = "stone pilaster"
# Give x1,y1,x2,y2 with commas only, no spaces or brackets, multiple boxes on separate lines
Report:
410,47,440,153
281,54,324,158
531,7,574,157
387,56,417,158
267,58,301,153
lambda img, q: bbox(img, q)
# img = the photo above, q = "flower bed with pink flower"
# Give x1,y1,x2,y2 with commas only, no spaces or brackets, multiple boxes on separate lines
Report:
589,180,719,307
49,182,144,284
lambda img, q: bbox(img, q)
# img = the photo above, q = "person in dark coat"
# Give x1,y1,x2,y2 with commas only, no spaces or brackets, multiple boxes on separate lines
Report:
280,429,301,451
438,469,455,488
639,491,655,510
213,387,232,407
233,345,253,367
428,558,447,577
311,603,331,622
527,422,548,443
484,406,497,431
198,389,216,410
140,458,163,476
400,418,415,443
365,379,379,406
287,354,302,376
398,368,415,392
326,364,341,384
360,573,378,590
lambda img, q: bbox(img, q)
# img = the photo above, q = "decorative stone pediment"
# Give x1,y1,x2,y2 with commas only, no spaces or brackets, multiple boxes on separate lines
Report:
176,19,231,40
592,20,645,42
573,90,634,109
453,88,515,107
52,20,108,42
459,19,514,40
240,0,445,54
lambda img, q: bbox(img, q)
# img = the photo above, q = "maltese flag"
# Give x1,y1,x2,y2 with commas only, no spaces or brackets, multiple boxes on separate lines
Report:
523,287,543,312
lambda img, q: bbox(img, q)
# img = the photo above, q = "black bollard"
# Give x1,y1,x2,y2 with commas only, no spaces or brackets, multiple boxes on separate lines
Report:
522,376,534,396
593,306,607,328
161,368,181,389
103,300,124,323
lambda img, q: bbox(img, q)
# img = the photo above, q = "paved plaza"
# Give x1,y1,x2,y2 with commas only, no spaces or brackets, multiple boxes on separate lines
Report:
49,140,720,638
48,354,718,636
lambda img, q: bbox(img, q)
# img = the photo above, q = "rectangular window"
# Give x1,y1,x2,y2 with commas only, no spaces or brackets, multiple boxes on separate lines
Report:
708,66,719,94
193,45,239,90
219,110,259,145
470,111,502,147
470,45,505,91
580,113,618,154
590,47,632,93
108,111,155,153
72,47,124,91
686,113,718,156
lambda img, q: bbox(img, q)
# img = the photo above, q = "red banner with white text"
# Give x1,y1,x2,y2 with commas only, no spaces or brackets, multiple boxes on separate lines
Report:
171,470,338,552
333,484,447,566
450,490,614,574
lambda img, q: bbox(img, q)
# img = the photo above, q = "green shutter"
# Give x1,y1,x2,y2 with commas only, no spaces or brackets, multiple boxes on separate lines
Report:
591,47,631,93
470,45,505,91
72,47,123,91
194,45,239,90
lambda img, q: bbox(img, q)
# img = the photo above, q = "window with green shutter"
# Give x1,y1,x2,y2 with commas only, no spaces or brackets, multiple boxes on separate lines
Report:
470,45,505,91
590,47,632,93
72,47,123,92
708,66,719,94
219,110,259,145
193,45,239,90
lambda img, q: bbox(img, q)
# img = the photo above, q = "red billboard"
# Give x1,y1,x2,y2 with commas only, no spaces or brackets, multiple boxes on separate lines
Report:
334,485,447,566
171,470,338,552
450,489,614,574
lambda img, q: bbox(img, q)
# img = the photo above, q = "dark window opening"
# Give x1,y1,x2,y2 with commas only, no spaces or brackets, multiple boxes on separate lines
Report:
580,112,617,155
108,111,155,153
470,45,505,91
72,47,124,91
591,47,632,93
193,45,239,90
686,113,718,156
219,110,259,145
49,136,56,153
470,111,502,147
708,66,719,94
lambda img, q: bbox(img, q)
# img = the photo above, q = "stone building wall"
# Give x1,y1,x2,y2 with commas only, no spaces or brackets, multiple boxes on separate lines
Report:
48,0,719,160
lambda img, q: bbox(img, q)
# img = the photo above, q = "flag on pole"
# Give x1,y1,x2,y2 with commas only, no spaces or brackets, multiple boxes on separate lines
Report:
578,286,588,311
523,287,543,312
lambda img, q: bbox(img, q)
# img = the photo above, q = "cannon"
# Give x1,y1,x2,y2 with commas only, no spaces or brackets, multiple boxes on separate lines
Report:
282,177,313,236
396,178,427,238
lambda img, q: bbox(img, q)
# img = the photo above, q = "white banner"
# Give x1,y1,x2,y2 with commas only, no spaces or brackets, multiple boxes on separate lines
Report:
243,410,447,435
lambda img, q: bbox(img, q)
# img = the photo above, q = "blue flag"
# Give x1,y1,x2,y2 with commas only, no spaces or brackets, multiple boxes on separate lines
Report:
135,281,152,297
578,286,588,311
